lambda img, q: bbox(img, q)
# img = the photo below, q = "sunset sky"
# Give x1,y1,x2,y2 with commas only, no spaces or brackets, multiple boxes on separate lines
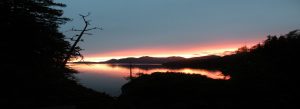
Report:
59,0,300,62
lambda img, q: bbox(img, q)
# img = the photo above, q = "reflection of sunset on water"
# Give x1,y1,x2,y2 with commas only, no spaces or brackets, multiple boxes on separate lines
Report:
69,63,230,80
68,63,130,77
68,63,230,96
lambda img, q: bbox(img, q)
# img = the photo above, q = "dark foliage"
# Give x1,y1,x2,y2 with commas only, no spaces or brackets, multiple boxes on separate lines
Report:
164,30,300,71
120,72,233,109
120,70,298,109
1,0,115,108
157,30,300,108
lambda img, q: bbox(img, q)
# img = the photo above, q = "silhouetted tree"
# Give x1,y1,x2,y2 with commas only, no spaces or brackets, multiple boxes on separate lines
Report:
1,0,73,67
236,46,249,54
1,1,114,108
63,13,101,66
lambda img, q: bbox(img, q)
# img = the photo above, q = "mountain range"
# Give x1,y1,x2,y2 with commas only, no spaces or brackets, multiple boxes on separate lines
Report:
103,56,185,64
102,55,221,64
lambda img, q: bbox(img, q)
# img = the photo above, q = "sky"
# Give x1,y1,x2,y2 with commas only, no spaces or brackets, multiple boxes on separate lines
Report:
58,0,300,61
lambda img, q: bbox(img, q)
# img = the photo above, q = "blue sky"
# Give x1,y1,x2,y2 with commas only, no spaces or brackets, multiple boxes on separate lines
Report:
58,0,300,61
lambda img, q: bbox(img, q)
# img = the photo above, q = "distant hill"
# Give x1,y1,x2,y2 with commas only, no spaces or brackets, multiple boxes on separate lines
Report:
162,55,221,68
103,56,186,64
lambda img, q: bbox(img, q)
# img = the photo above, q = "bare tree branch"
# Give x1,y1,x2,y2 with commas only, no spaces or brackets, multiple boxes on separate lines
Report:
62,13,102,66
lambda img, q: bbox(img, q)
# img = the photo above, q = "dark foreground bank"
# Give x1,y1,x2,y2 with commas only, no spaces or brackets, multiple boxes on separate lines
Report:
118,72,298,109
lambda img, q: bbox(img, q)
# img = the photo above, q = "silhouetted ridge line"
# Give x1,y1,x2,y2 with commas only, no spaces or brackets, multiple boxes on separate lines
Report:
163,30,300,70
104,56,186,64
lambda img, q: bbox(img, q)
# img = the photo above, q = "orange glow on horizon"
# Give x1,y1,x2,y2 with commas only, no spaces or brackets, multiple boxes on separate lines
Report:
73,37,263,62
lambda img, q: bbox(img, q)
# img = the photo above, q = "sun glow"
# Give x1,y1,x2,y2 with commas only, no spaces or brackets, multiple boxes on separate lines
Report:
72,38,262,62
74,47,238,62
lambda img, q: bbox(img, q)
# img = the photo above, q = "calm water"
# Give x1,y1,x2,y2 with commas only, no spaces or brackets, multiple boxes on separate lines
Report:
68,63,230,96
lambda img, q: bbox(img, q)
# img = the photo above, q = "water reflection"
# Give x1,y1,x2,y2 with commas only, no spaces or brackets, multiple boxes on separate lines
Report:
68,63,230,96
